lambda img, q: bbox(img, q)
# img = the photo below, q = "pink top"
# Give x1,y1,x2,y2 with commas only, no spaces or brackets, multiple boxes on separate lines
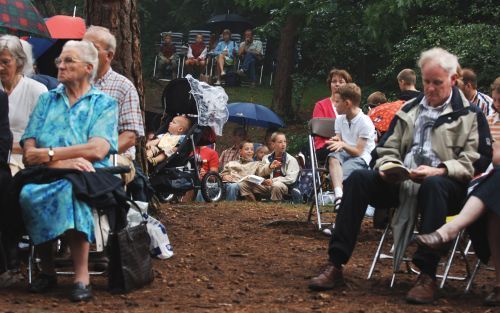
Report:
312,97,337,149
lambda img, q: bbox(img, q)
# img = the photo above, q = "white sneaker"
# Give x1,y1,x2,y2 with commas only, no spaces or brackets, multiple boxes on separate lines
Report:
322,223,335,236
221,71,226,77
365,205,375,217
214,80,221,86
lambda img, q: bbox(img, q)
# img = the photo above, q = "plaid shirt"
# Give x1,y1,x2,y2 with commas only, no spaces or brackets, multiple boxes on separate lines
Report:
95,68,144,158
403,93,452,168
471,90,493,116
219,145,240,170
488,113,500,142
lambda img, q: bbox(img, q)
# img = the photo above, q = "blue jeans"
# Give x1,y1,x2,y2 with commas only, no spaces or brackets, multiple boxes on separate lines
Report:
225,183,240,201
241,53,256,82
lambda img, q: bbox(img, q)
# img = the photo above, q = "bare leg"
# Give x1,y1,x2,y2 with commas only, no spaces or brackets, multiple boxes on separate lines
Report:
149,152,167,166
216,55,225,81
436,196,486,242
328,157,343,193
245,194,256,201
488,212,500,286
66,230,90,285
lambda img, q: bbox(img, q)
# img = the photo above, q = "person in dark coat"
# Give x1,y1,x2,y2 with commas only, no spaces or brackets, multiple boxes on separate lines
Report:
0,90,15,285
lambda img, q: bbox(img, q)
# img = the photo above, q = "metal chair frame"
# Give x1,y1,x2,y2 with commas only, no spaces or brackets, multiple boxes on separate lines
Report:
154,32,186,80
305,118,336,230
367,225,474,289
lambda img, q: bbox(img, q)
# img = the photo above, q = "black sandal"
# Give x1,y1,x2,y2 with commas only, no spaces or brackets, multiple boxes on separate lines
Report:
333,197,342,212
29,272,57,293
70,282,92,302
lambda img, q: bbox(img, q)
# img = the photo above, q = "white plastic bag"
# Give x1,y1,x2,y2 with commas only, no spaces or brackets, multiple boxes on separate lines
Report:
127,203,174,259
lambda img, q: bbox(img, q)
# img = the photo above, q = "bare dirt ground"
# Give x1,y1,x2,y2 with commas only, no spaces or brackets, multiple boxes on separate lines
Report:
0,202,497,313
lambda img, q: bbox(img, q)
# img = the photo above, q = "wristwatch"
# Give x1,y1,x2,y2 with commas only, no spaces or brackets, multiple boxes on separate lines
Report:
48,146,54,162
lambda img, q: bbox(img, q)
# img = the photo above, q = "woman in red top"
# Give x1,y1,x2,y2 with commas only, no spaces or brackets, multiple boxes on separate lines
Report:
311,68,352,162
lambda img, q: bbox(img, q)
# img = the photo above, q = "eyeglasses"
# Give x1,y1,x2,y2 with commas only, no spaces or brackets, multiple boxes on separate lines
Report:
54,57,85,66
0,58,13,67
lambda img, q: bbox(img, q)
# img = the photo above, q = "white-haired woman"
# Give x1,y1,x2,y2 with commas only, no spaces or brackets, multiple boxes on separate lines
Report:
20,40,118,301
0,35,47,173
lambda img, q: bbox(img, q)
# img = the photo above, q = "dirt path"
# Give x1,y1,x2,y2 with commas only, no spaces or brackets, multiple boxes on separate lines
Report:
0,202,496,313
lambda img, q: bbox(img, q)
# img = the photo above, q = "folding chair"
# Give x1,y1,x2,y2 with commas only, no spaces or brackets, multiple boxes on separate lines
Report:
238,35,267,86
188,30,211,75
256,37,267,85
305,118,336,230
367,215,475,289
154,32,186,80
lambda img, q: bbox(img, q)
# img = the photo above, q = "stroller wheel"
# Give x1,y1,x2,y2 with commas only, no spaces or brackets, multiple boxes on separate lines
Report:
201,171,224,202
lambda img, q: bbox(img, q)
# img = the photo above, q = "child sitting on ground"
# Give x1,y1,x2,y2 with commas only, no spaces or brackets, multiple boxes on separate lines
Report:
326,83,376,208
254,145,269,161
146,115,192,166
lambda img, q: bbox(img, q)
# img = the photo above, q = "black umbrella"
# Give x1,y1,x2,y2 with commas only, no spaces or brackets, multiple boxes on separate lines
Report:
206,13,254,34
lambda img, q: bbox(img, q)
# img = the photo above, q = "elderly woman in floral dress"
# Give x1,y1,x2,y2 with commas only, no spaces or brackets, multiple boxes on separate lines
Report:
20,40,118,302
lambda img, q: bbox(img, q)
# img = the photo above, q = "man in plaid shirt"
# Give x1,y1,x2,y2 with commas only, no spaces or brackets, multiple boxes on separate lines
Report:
219,127,247,170
462,68,494,116
83,26,145,188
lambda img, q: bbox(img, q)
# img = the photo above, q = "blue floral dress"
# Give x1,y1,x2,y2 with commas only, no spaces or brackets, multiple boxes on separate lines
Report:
19,85,118,245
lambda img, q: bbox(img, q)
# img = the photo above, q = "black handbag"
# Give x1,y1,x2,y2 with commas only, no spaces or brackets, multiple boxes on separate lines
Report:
108,221,154,293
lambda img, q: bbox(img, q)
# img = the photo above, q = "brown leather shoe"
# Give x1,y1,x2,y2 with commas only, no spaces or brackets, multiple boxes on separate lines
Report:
415,231,445,250
484,286,500,306
308,263,345,291
406,274,437,304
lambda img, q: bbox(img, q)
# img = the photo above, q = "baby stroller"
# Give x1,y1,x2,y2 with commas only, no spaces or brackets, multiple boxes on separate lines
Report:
149,75,228,202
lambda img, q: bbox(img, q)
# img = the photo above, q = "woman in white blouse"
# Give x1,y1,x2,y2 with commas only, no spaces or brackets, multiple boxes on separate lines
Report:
0,35,47,172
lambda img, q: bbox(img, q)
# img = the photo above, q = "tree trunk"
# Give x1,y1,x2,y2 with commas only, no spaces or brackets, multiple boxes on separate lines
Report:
84,0,144,110
84,0,148,174
34,0,57,16
272,13,302,120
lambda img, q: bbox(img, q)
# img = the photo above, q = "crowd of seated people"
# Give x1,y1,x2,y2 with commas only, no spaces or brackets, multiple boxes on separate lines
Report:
308,48,499,307
155,28,265,87
0,20,498,309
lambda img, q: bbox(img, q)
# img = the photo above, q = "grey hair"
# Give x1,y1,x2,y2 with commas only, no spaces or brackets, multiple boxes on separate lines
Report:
0,35,28,75
418,47,459,77
85,25,117,52
20,39,34,76
62,40,99,82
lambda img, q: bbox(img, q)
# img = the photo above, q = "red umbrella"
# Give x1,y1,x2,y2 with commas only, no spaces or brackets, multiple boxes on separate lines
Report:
368,100,405,135
0,0,50,37
45,15,86,39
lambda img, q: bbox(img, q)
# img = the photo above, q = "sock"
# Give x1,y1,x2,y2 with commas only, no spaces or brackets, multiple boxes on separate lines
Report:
334,187,343,199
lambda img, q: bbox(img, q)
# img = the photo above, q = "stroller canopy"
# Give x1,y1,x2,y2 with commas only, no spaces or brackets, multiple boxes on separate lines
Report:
162,75,228,136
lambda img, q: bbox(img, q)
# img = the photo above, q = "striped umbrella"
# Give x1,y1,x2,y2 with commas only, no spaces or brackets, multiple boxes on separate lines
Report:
0,0,50,37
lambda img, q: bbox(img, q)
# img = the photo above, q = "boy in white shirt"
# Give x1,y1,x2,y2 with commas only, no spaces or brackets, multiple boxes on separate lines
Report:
326,83,376,207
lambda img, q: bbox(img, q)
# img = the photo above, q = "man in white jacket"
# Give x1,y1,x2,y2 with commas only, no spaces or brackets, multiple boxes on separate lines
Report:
239,132,300,201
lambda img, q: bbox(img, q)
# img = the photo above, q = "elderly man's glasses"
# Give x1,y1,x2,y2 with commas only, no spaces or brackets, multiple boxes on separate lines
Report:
54,57,85,66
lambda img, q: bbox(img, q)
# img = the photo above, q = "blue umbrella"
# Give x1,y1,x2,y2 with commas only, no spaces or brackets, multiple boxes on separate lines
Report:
26,37,57,59
227,102,285,128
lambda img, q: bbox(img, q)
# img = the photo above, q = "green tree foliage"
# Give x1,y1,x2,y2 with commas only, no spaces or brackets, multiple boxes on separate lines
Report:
365,0,500,91
44,0,499,103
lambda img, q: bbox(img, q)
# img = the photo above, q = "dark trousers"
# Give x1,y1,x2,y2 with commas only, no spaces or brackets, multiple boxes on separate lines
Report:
328,169,467,277
241,53,257,82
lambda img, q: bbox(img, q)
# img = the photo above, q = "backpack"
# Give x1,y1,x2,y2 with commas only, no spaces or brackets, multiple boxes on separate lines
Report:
295,169,315,203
